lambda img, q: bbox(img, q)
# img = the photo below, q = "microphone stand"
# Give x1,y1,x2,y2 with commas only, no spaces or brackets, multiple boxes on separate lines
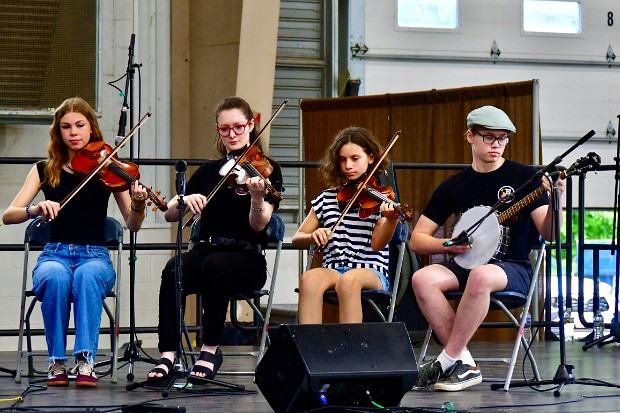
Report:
494,133,616,395
161,163,189,396
583,115,620,349
114,34,157,382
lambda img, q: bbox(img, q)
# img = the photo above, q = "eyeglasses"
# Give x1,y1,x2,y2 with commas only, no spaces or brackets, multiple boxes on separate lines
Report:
216,119,253,137
477,133,510,146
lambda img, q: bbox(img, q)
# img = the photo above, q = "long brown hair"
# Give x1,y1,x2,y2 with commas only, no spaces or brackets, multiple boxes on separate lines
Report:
45,97,103,187
319,126,388,188
214,96,264,157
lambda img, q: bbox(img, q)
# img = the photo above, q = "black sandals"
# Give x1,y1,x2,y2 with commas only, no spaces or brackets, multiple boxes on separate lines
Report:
188,348,223,384
146,357,174,384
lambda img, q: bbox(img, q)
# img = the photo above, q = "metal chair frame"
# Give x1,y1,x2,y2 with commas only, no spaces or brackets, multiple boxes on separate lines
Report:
418,239,546,387
15,216,123,383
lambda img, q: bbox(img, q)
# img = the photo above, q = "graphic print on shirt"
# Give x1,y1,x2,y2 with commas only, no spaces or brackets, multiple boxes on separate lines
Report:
497,185,515,204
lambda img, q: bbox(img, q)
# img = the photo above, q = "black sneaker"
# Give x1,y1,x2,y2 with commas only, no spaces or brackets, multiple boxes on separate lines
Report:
433,361,482,391
412,359,444,390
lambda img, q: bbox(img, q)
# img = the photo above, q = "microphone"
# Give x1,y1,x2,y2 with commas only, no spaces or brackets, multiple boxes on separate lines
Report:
114,34,136,147
114,106,128,147
577,129,595,146
443,230,471,247
176,160,187,197
538,130,595,176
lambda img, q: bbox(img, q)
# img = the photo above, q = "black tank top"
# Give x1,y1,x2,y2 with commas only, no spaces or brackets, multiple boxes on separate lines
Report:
36,161,111,246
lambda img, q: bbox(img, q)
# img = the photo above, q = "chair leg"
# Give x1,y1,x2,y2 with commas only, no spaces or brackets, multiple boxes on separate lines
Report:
258,276,279,363
502,242,546,390
419,326,433,365
15,297,30,383
24,299,38,378
361,297,387,322
388,242,406,323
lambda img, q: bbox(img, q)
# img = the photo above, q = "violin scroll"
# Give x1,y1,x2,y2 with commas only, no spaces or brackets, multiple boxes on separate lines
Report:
143,187,168,212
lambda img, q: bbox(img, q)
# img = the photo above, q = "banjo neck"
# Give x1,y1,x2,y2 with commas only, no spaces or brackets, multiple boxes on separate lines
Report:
497,170,567,225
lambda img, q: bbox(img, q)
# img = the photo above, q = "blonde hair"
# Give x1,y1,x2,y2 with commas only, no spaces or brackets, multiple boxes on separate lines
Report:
45,97,102,187
318,126,388,188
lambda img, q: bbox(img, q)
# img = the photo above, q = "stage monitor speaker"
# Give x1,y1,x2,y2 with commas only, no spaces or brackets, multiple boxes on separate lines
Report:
255,322,417,413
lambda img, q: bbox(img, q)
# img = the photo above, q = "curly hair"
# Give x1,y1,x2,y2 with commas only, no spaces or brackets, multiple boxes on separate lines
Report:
45,97,103,187
214,96,265,156
318,126,388,188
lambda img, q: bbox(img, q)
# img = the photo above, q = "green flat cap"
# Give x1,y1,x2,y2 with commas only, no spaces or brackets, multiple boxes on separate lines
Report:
467,105,516,132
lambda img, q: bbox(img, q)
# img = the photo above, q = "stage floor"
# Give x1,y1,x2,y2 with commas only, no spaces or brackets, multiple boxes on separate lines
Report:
1,339,620,412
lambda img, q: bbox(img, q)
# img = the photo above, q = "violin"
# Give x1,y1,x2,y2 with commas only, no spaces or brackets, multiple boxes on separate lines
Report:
337,175,413,221
71,141,168,212
219,145,282,201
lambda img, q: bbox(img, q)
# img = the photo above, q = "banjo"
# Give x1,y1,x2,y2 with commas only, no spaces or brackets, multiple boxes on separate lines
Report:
452,152,601,269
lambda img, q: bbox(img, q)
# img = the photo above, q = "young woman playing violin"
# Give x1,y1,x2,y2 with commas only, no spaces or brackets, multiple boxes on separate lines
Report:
2,97,148,387
147,96,283,384
292,126,400,324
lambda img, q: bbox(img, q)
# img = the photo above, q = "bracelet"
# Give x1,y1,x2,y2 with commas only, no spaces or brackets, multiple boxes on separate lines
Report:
131,203,146,212
251,206,264,212
25,204,36,220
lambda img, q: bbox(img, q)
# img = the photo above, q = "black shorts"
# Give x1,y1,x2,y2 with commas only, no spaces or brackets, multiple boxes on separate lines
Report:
438,259,533,295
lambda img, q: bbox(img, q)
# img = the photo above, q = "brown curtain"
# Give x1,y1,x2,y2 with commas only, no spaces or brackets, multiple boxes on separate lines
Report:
301,80,539,241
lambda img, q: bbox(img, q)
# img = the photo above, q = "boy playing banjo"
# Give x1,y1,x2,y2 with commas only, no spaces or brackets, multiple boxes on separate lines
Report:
409,105,565,391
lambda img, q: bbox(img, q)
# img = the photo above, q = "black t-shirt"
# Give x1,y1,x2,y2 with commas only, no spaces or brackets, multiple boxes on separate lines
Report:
185,156,283,248
36,161,111,246
423,159,547,261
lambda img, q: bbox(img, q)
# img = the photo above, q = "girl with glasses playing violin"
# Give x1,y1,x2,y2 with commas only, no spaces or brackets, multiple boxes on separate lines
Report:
147,96,283,384
2,97,148,388
292,126,400,324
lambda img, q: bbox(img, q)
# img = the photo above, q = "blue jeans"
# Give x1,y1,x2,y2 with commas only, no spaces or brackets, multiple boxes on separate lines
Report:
32,243,115,364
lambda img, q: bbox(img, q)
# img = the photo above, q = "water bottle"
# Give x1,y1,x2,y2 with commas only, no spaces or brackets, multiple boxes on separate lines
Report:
593,310,605,340
520,309,532,342
564,307,574,341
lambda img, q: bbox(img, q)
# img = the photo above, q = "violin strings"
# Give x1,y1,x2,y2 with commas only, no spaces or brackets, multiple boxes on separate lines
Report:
241,162,279,195
107,163,155,199
364,185,407,217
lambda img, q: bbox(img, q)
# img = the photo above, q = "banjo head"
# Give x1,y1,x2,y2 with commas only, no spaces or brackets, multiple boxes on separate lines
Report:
453,206,508,270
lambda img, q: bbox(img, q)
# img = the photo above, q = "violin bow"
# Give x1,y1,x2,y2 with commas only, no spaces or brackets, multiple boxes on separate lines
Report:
315,130,401,254
182,99,288,229
38,113,152,225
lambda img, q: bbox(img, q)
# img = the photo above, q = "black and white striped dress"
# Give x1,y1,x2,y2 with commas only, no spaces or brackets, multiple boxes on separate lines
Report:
311,188,389,277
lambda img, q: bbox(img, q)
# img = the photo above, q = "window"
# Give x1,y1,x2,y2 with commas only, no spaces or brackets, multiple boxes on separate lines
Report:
396,0,458,30
522,0,582,34
0,0,99,117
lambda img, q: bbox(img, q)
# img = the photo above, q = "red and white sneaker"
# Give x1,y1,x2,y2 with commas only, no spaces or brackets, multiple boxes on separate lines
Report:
47,361,69,387
72,360,98,387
